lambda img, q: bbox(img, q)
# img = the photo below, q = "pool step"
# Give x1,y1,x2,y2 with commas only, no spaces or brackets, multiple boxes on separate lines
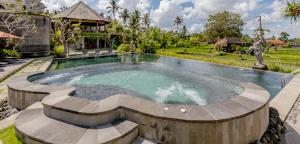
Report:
15,102,138,144
42,92,121,127
132,137,157,144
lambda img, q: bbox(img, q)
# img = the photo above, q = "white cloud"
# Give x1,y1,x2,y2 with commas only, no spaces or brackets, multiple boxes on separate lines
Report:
42,0,300,37
41,0,82,11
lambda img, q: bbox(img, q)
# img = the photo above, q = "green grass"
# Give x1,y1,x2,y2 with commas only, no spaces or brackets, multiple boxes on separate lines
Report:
0,126,23,144
157,46,300,73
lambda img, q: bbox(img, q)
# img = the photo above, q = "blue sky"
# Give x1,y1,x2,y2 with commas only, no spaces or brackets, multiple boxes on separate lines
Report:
42,0,300,38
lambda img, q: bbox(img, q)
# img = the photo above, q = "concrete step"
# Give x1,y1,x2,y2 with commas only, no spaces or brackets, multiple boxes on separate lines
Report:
132,137,157,144
15,103,138,144
42,92,121,127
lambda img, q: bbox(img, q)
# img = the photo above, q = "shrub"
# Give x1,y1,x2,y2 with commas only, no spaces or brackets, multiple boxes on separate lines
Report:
117,44,131,53
139,40,160,54
54,45,65,57
0,49,21,58
213,51,227,56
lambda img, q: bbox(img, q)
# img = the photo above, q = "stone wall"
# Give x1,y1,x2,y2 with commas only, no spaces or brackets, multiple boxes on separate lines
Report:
0,14,51,57
22,15,51,57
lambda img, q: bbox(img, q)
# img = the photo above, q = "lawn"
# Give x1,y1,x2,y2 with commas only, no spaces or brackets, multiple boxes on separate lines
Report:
0,126,22,144
157,45,300,73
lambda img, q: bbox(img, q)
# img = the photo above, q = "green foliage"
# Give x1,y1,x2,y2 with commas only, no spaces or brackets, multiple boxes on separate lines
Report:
279,32,290,42
285,1,300,23
0,126,23,144
139,39,160,54
204,11,244,41
157,47,300,73
53,45,64,57
213,51,227,56
51,30,62,46
138,27,163,53
117,44,131,53
0,49,21,58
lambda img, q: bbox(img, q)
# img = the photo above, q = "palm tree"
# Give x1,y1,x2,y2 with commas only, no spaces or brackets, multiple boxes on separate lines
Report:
107,0,120,20
181,25,188,38
142,13,151,29
120,8,130,26
128,10,141,52
285,1,300,23
174,16,183,33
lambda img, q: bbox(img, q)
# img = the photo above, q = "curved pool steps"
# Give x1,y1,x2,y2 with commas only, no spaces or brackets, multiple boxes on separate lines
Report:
15,102,139,144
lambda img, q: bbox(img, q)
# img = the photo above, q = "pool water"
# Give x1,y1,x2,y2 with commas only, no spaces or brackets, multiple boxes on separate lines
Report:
34,54,286,105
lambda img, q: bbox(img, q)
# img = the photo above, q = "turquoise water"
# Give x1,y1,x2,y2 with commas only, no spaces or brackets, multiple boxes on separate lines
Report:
76,70,209,105
33,54,286,105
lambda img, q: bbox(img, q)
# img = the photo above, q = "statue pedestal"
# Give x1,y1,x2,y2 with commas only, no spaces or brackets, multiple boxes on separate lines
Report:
253,63,268,70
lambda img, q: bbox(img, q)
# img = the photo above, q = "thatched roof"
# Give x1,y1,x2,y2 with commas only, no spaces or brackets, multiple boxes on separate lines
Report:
267,39,285,45
52,1,110,24
215,37,246,47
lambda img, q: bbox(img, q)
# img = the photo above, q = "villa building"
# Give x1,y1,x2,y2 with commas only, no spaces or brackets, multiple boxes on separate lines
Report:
52,1,111,51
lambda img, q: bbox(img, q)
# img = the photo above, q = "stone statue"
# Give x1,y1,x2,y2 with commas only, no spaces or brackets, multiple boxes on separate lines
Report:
249,38,268,70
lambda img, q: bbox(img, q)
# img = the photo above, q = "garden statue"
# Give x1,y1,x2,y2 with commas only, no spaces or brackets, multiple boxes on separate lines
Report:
249,38,268,70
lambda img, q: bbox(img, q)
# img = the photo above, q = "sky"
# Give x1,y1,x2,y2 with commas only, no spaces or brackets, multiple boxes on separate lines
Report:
41,0,300,38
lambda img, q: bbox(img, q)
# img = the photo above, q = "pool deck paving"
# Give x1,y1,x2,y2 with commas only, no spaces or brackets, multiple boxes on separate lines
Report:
0,57,52,130
0,57,51,102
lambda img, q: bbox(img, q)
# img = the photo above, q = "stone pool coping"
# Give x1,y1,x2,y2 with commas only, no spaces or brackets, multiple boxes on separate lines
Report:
8,72,270,123
270,74,300,121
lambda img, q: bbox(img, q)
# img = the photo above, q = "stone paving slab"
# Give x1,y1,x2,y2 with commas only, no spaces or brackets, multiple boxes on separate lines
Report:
14,102,138,144
0,57,52,102
0,59,32,82
270,75,300,121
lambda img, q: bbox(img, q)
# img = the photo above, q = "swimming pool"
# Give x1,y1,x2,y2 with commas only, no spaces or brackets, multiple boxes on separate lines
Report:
32,54,285,105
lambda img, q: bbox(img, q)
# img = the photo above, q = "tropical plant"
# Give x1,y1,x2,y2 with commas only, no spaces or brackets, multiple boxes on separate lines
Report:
174,16,183,33
53,45,64,57
117,43,130,52
204,11,244,41
279,32,290,42
285,1,300,23
128,10,141,51
119,8,130,26
51,19,82,56
107,0,121,20
181,25,188,38
142,13,151,29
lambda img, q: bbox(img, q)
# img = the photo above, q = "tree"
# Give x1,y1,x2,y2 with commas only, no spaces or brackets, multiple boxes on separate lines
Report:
107,0,120,20
181,25,188,38
174,16,183,33
142,13,151,29
119,8,130,26
51,19,81,57
285,1,300,23
128,10,141,51
0,1,36,40
204,11,244,41
279,32,290,42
